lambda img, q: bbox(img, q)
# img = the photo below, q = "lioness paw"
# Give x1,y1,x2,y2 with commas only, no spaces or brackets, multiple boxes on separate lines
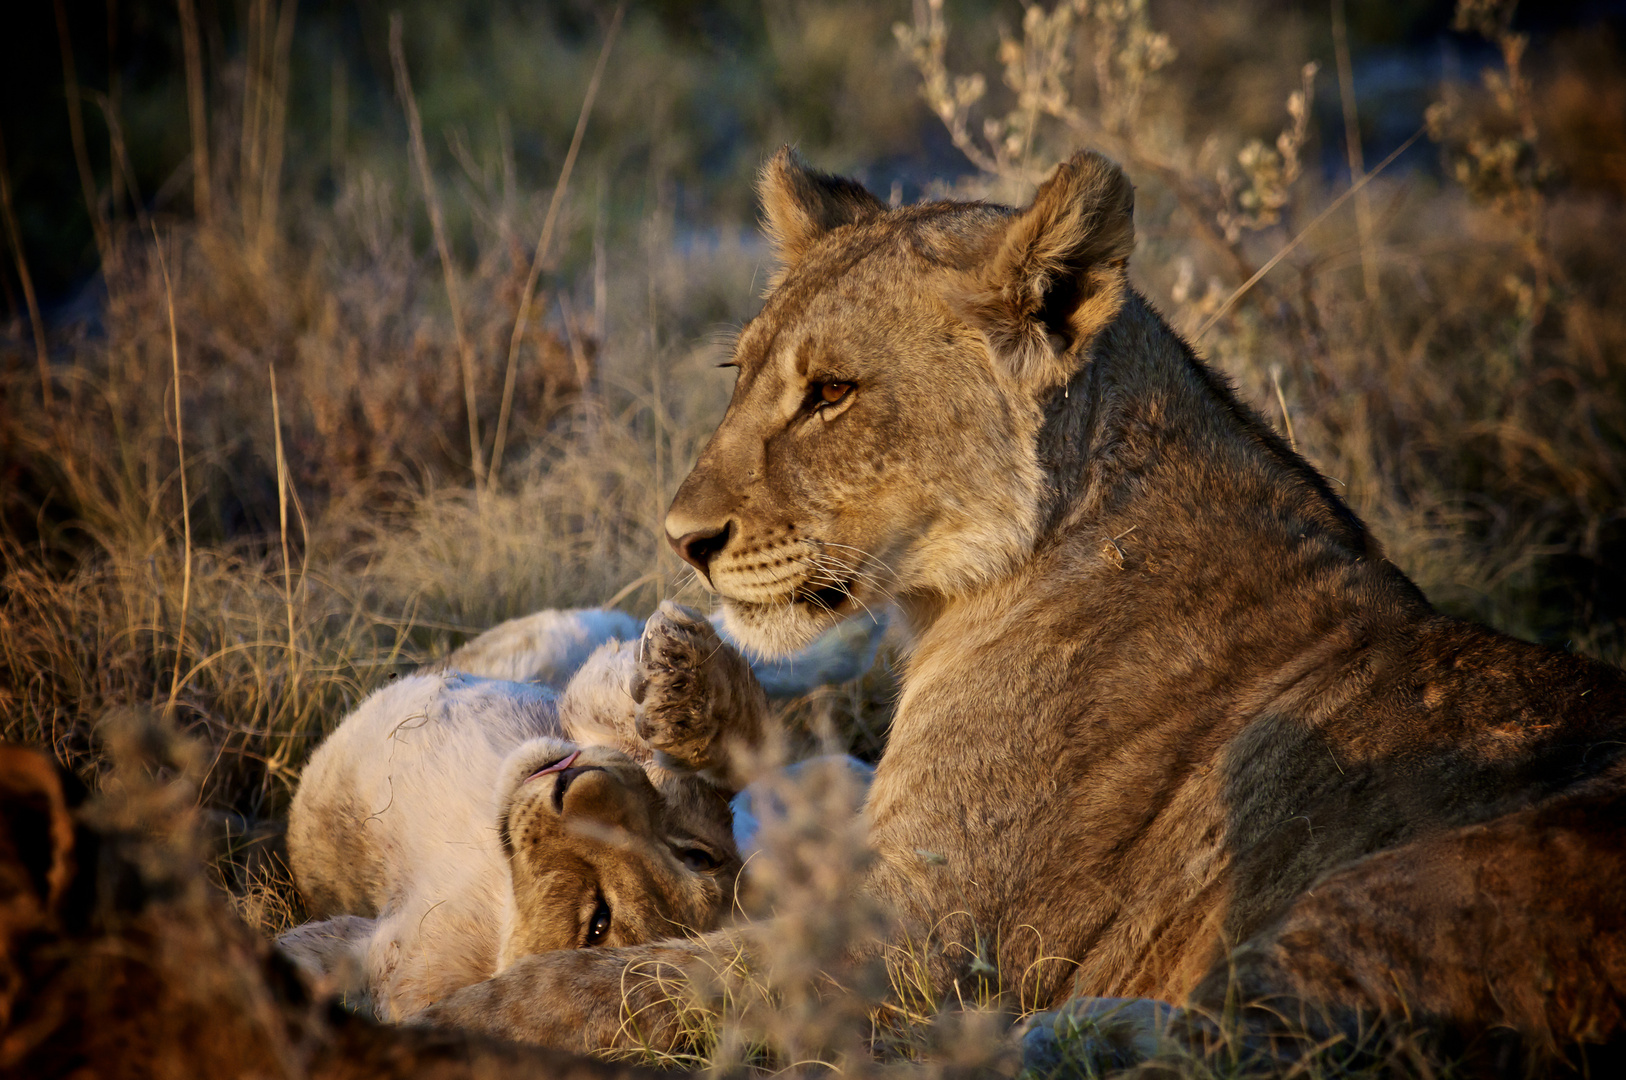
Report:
632,602,765,780
1019,997,1179,1079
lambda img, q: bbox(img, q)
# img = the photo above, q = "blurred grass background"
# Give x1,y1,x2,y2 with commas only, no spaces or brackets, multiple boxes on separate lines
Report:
1,0,1624,1057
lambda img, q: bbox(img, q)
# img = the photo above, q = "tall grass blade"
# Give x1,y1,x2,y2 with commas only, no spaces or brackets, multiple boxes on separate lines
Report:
489,0,626,489
1332,0,1379,305
269,364,299,769
0,122,51,408
390,12,486,488
151,227,193,714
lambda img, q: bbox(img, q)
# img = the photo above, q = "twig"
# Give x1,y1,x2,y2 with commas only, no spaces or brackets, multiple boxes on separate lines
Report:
256,0,300,255
558,293,592,391
1331,0,1378,304
107,0,123,219
89,91,151,233
53,0,110,262
0,122,51,407
1196,126,1425,342
152,227,192,713
488,0,625,489
605,570,662,611
390,12,485,487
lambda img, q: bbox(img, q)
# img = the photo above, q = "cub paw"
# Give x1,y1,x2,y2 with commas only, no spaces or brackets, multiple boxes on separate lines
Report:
631,602,762,777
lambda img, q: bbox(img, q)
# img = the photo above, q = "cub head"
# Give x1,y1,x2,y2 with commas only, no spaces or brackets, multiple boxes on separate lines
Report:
493,739,738,969
666,148,1136,655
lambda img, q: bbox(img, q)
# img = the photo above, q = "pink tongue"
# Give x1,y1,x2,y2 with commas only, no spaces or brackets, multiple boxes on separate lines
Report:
526,749,580,784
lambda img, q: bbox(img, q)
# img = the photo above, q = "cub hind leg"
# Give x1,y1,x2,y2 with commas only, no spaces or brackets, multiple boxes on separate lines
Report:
276,915,376,1009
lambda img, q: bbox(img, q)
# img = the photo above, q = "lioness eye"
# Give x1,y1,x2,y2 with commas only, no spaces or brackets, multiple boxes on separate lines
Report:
678,847,720,872
819,381,853,405
583,897,612,947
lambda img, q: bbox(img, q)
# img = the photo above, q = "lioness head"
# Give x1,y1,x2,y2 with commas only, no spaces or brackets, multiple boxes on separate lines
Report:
494,739,739,969
666,148,1135,655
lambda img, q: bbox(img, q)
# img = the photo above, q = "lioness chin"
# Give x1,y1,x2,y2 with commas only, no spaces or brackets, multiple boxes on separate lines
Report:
416,148,1626,1074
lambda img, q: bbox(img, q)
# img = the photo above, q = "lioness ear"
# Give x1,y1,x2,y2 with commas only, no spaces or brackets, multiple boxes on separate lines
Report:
955,151,1135,391
758,147,887,270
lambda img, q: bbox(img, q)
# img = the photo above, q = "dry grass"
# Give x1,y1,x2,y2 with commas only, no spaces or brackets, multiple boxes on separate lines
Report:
2,0,1624,1076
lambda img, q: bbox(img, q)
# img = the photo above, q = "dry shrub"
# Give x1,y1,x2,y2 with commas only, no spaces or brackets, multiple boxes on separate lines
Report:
905,0,1626,664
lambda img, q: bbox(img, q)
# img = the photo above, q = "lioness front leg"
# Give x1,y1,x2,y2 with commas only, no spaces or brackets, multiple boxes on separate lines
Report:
1020,997,1183,1078
633,601,771,789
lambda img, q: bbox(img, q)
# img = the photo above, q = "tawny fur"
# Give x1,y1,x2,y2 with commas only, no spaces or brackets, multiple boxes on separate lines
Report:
415,149,1626,1070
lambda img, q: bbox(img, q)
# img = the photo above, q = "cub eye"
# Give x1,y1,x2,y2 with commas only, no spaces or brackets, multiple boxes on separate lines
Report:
817,381,853,406
677,846,721,872
583,897,612,947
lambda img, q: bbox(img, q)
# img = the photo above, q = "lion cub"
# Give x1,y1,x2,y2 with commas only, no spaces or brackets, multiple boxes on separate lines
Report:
280,604,770,1020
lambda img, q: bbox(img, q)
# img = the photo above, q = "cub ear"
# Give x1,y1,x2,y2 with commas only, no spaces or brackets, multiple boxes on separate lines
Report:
954,151,1135,391
758,147,888,271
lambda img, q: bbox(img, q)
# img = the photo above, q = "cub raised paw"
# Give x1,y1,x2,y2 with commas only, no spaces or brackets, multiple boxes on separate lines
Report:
632,601,769,785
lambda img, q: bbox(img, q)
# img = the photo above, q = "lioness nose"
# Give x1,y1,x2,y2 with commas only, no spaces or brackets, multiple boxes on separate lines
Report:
671,523,730,577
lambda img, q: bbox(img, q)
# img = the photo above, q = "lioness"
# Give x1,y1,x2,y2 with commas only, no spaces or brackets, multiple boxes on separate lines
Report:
418,149,1626,1071
284,604,770,1019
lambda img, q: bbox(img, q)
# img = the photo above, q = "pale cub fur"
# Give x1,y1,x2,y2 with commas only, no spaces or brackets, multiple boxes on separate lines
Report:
282,605,759,1019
